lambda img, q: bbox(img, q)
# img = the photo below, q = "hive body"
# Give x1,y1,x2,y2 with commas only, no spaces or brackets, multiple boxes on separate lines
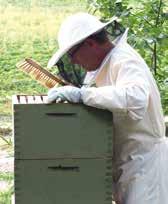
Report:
13,95,113,204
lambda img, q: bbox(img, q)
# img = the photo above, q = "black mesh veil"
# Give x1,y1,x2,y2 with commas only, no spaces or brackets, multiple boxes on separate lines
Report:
56,55,86,87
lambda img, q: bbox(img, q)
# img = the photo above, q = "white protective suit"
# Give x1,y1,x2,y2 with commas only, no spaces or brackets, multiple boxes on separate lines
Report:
82,29,168,204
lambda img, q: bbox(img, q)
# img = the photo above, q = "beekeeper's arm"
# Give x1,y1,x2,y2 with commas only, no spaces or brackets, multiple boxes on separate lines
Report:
82,60,150,120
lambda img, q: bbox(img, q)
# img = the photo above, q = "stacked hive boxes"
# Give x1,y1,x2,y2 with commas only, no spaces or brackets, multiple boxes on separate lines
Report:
13,95,113,204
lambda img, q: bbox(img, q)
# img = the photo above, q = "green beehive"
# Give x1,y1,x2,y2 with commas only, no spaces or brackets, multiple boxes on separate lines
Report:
13,95,113,204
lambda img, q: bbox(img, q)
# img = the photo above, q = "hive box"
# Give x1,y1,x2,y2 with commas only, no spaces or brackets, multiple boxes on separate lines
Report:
13,95,113,204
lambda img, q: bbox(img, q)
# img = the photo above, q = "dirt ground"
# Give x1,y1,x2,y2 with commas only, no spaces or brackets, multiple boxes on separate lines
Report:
0,115,13,192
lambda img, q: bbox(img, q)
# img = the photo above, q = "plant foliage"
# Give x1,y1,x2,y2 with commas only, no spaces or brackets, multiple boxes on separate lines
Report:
88,0,168,114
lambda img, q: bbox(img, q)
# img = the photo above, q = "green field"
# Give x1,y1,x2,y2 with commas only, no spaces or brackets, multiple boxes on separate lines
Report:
0,0,87,114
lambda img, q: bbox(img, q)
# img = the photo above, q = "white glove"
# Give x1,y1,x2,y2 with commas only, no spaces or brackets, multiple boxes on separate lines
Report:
47,86,82,103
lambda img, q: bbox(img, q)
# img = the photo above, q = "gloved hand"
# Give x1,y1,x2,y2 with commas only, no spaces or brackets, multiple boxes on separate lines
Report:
47,85,82,103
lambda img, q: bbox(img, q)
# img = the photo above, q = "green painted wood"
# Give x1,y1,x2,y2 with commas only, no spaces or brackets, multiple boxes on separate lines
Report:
15,158,112,204
14,103,113,159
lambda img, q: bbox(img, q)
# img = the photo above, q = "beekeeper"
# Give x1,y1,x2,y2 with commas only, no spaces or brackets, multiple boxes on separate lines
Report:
47,13,168,204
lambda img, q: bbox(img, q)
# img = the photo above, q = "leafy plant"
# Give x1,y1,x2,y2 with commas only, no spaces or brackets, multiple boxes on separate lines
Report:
88,0,168,114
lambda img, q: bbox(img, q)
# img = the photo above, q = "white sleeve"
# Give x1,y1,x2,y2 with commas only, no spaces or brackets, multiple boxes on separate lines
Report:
81,60,150,120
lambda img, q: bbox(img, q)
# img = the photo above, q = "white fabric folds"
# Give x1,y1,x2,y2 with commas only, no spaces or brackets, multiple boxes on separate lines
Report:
81,29,167,204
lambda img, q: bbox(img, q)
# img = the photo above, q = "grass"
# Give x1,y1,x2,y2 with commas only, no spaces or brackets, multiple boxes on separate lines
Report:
0,0,87,115
0,172,14,204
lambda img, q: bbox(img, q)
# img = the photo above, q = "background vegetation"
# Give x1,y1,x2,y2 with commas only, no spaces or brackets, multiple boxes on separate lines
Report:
0,172,13,204
0,0,87,114
88,0,168,114
0,0,167,115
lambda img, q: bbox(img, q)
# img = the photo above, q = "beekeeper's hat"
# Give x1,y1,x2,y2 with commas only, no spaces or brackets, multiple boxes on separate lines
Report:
47,12,117,68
